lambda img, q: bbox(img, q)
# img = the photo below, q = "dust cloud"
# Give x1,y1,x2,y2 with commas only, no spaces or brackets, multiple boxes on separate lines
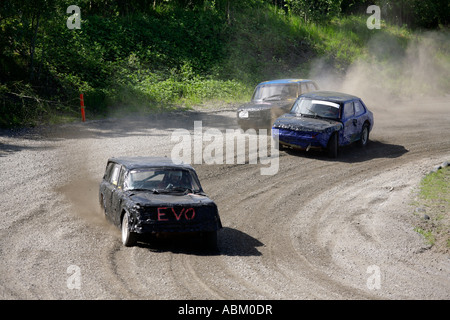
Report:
309,31,450,109
53,136,120,235
56,175,118,235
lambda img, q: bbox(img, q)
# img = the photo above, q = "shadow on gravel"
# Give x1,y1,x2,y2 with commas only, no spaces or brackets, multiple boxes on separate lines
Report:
0,142,54,157
14,110,240,141
283,140,408,163
136,227,264,257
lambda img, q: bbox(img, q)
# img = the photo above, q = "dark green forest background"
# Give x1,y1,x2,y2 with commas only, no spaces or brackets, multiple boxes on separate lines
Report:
0,0,448,127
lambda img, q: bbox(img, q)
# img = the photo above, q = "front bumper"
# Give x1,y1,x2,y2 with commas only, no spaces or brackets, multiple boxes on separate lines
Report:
237,117,272,130
273,128,330,149
135,220,221,233
237,109,272,129
130,206,222,234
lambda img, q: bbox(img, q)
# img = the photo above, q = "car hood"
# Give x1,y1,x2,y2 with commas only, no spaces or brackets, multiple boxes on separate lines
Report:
273,113,342,133
126,191,215,207
238,100,295,111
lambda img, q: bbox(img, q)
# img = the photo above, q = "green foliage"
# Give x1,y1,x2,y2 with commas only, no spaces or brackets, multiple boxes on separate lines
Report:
375,0,449,29
285,0,342,22
414,227,435,246
340,0,449,29
420,167,450,203
0,0,448,127
413,167,450,251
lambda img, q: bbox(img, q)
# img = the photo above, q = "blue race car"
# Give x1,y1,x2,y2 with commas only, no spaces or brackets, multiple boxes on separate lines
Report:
272,91,374,158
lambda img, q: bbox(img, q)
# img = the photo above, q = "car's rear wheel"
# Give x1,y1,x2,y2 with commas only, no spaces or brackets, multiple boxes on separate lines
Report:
121,213,137,247
358,123,370,148
327,132,338,158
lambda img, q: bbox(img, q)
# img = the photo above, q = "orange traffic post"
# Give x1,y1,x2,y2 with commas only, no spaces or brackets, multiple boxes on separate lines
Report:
80,93,86,122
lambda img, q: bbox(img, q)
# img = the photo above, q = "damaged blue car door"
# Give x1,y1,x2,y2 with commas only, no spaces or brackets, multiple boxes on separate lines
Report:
342,101,357,145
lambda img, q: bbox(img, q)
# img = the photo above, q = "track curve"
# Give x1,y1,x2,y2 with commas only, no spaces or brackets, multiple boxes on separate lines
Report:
0,97,449,299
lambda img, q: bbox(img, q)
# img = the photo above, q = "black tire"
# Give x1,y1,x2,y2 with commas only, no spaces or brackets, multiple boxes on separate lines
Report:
99,196,107,218
358,123,370,148
121,213,137,247
327,132,338,158
278,142,287,151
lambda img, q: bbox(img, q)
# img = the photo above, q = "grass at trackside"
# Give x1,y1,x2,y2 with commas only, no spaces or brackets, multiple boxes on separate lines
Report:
98,11,416,117
413,166,450,252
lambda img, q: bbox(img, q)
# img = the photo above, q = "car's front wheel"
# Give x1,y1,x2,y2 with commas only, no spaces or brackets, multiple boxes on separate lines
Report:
327,132,338,158
121,212,137,247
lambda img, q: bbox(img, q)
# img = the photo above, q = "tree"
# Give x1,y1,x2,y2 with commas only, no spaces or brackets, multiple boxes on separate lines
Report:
0,0,58,82
284,0,342,22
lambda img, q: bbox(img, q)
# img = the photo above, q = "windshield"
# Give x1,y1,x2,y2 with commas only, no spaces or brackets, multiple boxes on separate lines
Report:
252,84,298,101
291,98,341,120
124,168,201,193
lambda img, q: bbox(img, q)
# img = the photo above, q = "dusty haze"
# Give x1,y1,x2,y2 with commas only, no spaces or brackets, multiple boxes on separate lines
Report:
309,31,450,108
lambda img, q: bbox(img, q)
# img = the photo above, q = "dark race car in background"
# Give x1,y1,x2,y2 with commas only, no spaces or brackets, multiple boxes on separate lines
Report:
272,91,374,158
99,157,222,249
236,79,319,130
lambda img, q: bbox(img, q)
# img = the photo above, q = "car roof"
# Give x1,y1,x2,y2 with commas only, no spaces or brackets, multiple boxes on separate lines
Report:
258,79,315,85
300,91,360,103
108,156,194,170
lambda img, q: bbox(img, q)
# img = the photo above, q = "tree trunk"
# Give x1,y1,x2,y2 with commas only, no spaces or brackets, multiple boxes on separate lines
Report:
29,11,41,82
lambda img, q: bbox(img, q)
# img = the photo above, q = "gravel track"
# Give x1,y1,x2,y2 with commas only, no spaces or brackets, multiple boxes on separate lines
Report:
0,97,449,299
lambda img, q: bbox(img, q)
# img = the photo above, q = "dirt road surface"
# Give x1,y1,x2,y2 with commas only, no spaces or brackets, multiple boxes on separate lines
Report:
1,97,449,300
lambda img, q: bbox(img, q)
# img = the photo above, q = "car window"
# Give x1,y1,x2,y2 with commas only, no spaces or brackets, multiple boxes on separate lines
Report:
291,98,340,119
344,102,355,119
109,164,121,186
124,168,201,192
117,167,126,188
300,83,308,95
252,84,298,101
307,82,317,92
103,162,114,180
354,100,365,116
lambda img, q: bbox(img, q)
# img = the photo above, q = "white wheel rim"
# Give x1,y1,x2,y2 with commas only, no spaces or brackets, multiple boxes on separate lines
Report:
122,216,128,243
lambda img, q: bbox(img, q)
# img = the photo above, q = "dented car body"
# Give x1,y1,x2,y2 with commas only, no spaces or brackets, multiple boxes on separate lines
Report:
272,91,374,158
236,79,319,130
99,157,222,248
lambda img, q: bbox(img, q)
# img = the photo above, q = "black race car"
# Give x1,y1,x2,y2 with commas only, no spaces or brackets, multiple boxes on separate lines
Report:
236,79,319,130
99,157,222,248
